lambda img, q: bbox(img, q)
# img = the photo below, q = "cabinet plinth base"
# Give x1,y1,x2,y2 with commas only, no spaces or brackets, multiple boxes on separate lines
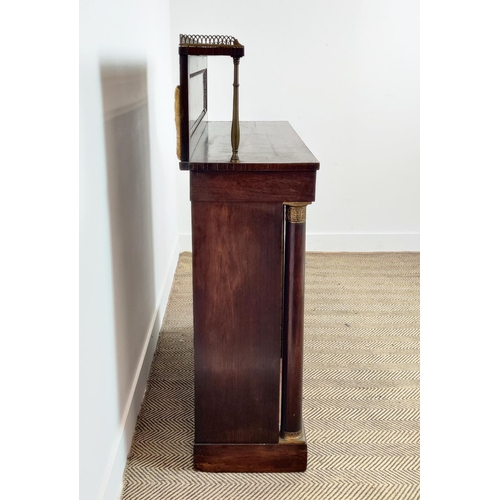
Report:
194,436,307,472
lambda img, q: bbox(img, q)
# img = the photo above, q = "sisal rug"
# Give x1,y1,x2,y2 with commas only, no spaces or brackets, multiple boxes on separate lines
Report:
121,252,420,499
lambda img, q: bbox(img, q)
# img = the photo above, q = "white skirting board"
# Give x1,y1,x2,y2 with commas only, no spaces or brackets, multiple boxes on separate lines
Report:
306,233,420,252
179,233,420,253
100,237,181,500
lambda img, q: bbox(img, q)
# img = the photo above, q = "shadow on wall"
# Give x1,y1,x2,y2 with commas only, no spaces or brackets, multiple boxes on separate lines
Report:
100,62,155,451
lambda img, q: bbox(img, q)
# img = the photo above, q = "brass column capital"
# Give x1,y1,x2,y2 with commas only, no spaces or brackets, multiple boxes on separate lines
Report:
284,202,310,224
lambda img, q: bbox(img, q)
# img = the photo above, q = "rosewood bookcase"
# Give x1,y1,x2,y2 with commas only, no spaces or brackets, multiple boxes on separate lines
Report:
177,35,319,472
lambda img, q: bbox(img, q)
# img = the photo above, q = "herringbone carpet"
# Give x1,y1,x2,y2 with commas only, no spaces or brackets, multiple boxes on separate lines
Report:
121,252,420,499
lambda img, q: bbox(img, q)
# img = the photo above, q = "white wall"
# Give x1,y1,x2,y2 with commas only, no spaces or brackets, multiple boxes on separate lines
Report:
170,0,419,251
79,1,178,499
80,2,418,497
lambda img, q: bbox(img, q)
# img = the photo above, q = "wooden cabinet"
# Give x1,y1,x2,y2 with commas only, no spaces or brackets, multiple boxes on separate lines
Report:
177,36,319,472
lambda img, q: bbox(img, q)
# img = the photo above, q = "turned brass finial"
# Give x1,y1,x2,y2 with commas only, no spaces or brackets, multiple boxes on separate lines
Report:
230,57,240,162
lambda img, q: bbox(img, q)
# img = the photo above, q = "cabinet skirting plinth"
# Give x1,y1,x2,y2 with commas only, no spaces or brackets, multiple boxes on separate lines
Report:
194,432,307,473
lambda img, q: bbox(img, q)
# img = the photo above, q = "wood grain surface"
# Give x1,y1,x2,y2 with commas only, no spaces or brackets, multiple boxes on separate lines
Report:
180,121,320,171
192,201,284,443
190,171,316,202
179,46,244,57
194,441,307,472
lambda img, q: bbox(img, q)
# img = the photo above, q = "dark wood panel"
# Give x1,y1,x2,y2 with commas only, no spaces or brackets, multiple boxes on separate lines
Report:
180,121,320,171
179,55,189,161
192,202,283,443
179,46,244,57
281,219,306,434
180,55,208,161
190,171,316,202
194,442,307,472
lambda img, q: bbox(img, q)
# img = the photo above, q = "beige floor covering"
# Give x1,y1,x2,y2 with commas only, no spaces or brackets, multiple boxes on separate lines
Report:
121,252,420,499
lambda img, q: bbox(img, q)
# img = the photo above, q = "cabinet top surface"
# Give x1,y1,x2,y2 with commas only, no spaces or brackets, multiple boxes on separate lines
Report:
180,121,320,172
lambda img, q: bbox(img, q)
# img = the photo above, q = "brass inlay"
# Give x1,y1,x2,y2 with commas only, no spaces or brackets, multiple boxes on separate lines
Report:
279,429,304,442
285,203,309,223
